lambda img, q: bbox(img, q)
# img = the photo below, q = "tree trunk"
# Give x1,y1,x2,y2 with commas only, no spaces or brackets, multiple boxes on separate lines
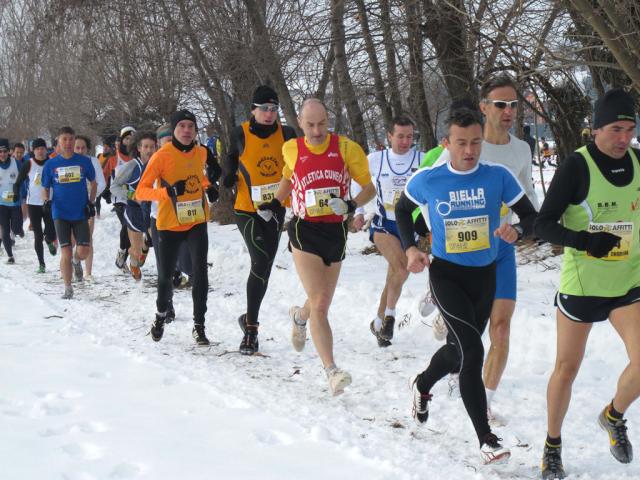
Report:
403,0,436,150
354,0,393,128
379,0,402,116
330,0,369,152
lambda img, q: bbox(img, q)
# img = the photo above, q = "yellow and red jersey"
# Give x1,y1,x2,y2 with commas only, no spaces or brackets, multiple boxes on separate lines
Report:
282,134,371,223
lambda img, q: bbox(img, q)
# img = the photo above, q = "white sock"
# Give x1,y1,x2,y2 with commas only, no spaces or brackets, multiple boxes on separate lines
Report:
384,308,396,318
486,388,496,408
374,316,383,330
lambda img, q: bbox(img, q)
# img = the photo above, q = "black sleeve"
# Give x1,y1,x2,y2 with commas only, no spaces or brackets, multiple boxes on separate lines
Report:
205,148,221,184
13,160,31,196
510,195,537,237
395,192,421,250
282,125,298,141
224,126,244,176
534,154,590,249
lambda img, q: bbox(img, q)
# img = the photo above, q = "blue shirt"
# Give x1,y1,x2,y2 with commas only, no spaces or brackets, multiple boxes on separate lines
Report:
42,153,96,220
405,160,524,266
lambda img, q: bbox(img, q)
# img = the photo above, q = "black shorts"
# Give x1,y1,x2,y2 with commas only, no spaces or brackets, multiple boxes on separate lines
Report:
287,216,347,266
125,203,150,233
54,219,90,247
555,287,640,323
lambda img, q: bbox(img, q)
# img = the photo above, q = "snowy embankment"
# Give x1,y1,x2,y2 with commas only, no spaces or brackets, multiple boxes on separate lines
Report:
1,166,638,479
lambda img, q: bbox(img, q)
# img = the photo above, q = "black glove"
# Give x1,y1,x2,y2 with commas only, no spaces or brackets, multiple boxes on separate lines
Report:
222,172,237,188
257,198,283,222
12,185,20,201
85,202,96,218
167,180,187,198
585,231,621,258
42,200,52,217
206,185,219,203
103,190,112,204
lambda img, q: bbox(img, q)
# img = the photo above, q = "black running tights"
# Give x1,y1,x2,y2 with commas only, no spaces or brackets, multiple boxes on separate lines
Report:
114,203,131,251
0,205,21,257
156,222,208,323
235,210,284,326
416,257,496,443
28,204,56,265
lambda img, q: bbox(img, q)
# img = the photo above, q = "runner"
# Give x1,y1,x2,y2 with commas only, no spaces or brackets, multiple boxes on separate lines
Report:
13,138,57,272
74,135,107,282
11,142,28,233
395,106,536,464
41,126,97,299
535,88,639,479
223,85,296,355
351,116,423,347
257,98,375,394
96,135,117,216
136,110,220,345
0,138,21,263
433,76,540,421
112,131,157,280
104,126,135,271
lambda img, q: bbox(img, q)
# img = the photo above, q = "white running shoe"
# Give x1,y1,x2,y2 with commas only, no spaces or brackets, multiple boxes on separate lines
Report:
84,275,94,284
290,306,307,352
326,366,352,396
410,375,432,426
419,290,436,317
480,433,511,465
432,313,448,341
448,373,461,399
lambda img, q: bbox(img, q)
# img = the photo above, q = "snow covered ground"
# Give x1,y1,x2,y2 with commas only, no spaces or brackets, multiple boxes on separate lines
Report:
1,165,639,479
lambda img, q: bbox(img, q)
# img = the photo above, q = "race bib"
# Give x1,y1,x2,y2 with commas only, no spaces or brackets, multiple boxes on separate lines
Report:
176,199,205,225
251,182,279,208
305,187,341,217
57,166,82,183
383,189,403,211
587,222,634,261
444,215,490,253
1,190,15,202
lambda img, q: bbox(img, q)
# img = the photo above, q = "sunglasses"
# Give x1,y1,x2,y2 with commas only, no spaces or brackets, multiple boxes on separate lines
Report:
484,100,518,109
253,104,279,113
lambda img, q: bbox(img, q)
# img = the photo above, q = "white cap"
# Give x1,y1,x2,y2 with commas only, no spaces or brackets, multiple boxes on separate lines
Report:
120,126,136,139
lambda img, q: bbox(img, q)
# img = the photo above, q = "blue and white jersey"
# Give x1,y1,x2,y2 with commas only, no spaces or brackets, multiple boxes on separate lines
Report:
405,159,524,267
125,158,146,207
0,158,19,207
361,148,422,221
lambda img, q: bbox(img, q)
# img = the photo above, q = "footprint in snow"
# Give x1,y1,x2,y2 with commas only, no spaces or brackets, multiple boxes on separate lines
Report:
61,441,104,460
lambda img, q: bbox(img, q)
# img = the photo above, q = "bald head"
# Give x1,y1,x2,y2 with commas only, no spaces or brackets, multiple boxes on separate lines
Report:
298,98,329,145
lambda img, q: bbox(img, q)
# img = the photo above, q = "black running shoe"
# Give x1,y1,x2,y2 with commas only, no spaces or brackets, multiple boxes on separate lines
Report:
380,315,395,340
238,314,259,355
6,256,15,265
411,376,432,425
599,406,633,463
150,313,165,342
192,323,210,346
541,444,566,479
166,300,175,324
369,320,391,347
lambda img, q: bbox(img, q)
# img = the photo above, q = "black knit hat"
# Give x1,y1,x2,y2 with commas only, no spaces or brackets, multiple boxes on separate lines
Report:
0,138,9,151
32,138,47,149
593,88,636,129
252,85,279,106
171,109,198,131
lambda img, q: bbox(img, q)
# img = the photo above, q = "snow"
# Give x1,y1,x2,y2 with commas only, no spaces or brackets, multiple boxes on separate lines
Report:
1,167,638,479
